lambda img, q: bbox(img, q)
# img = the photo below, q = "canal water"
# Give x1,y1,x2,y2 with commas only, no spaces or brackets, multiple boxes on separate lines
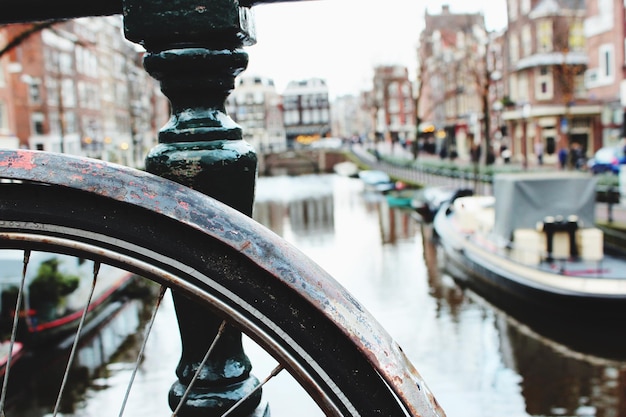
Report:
8,173,626,417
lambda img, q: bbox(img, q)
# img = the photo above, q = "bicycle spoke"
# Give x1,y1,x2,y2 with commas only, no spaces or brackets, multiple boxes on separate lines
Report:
0,250,30,417
171,319,228,417
220,364,284,417
52,261,100,417
117,284,167,417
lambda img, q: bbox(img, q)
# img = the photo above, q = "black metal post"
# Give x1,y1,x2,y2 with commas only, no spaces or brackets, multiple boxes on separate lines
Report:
123,1,264,415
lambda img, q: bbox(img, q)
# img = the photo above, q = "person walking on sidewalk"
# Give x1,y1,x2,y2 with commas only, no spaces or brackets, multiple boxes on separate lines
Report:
534,140,544,165
558,147,568,169
569,142,584,170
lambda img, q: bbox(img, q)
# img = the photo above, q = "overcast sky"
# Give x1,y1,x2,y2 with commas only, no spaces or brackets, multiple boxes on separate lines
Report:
243,0,508,99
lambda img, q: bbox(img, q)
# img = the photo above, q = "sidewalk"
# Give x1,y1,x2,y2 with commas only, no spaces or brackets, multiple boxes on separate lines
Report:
352,143,626,228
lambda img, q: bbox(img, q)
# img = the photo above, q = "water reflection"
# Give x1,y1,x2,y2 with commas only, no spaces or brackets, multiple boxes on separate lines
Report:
497,311,626,417
421,218,626,417
7,300,142,416
12,173,626,417
254,174,626,417
421,224,466,320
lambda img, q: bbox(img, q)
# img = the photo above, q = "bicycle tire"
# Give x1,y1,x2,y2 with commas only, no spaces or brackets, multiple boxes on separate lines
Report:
0,149,444,417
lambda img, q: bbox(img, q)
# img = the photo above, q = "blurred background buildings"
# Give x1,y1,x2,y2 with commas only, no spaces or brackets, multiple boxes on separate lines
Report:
0,0,622,166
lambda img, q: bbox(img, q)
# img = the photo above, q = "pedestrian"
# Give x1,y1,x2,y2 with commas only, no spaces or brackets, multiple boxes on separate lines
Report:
558,147,568,170
534,140,544,165
569,143,584,170
470,143,481,164
500,142,511,164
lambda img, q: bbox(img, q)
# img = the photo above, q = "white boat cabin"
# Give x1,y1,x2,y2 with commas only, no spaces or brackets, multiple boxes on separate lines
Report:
451,172,604,265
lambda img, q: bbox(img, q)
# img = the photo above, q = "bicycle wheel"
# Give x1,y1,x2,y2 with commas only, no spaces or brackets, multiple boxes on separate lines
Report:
0,149,444,417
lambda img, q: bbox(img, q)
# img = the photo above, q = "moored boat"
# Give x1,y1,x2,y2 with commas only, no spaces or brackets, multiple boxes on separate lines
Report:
333,161,359,177
412,186,472,223
384,183,423,209
0,340,23,377
358,170,395,192
433,172,626,358
0,251,134,348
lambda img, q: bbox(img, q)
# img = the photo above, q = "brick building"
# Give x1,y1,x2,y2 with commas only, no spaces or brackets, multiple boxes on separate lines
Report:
501,0,595,165
0,17,168,167
584,0,626,150
371,65,415,148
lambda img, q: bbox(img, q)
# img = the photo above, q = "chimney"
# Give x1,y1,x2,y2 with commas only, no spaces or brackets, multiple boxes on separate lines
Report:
442,5,450,14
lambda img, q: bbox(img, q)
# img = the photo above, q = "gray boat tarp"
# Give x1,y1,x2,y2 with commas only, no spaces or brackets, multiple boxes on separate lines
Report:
492,172,598,241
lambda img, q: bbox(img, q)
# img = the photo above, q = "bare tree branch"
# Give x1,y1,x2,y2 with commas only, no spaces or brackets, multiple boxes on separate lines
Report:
0,21,60,58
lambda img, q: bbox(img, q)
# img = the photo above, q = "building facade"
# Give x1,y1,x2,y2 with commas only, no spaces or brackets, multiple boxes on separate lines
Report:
583,0,626,150
1,17,167,168
0,30,18,148
226,75,286,153
330,93,372,142
371,65,415,148
419,5,487,160
501,0,595,166
281,78,331,148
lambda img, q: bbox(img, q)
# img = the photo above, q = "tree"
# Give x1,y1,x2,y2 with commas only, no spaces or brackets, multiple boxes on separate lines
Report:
0,21,59,58
552,14,586,159
463,21,496,166
28,258,80,316
413,53,428,159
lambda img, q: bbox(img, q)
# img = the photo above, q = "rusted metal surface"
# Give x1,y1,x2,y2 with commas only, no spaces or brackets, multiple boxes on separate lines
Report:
0,149,445,416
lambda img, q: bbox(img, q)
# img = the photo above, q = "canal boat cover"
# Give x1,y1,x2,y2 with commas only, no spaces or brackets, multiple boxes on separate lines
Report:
492,172,598,241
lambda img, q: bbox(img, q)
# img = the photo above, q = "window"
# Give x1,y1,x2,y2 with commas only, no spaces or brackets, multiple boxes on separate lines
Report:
76,46,98,78
31,112,45,135
537,20,552,53
78,82,100,110
599,44,614,81
47,78,59,106
28,78,42,104
59,52,73,75
520,0,530,14
508,0,518,21
521,25,532,57
574,73,586,98
388,99,400,113
321,108,329,123
569,21,584,52
584,0,613,36
535,67,553,100
312,108,321,124
64,111,77,134
61,78,76,107
509,34,519,63
0,101,7,132
517,72,529,102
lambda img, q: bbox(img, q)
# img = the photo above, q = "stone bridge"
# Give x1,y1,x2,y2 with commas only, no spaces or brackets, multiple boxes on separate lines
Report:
259,148,349,176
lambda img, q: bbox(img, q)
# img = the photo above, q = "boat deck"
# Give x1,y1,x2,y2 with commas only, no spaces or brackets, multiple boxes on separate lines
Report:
535,254,626,280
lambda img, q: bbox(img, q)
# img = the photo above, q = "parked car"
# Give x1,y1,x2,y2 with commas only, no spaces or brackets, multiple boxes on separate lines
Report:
587,146,626,174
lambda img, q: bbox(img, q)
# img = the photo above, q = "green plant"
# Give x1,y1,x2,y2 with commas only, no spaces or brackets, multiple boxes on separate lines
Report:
29,258,80,310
